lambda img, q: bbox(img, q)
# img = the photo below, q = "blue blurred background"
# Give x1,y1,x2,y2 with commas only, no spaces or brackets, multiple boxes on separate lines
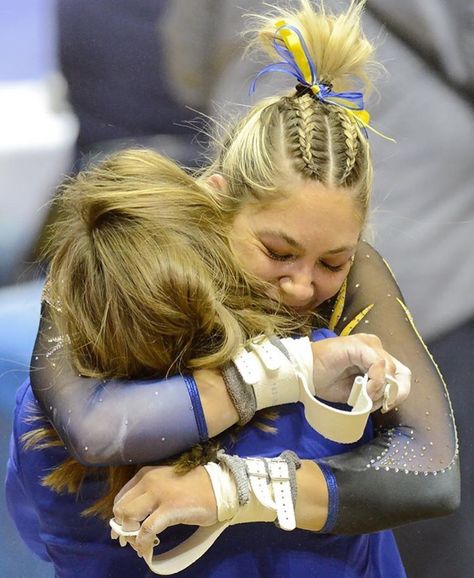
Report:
1,1,473,577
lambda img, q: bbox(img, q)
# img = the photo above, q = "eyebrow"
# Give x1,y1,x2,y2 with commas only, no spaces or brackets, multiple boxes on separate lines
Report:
258,229,305,251
258,229,356,254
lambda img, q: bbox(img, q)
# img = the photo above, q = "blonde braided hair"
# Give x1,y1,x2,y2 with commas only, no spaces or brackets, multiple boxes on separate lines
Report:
283,94,323,180
337,108,360,185
202,0,376,224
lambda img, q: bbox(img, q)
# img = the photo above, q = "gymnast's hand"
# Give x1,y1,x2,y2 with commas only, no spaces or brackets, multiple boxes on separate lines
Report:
112,465,216,556
311,333,411,411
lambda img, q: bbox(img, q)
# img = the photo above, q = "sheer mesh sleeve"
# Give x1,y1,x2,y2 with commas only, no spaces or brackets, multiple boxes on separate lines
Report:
30,301,205,467
320,241,460,533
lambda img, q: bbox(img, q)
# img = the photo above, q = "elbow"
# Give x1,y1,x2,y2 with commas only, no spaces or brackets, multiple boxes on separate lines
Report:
68,447,106,467
65,438,104,467
442,490,461,517
61,429,115,467
435,473,461,517
422,463,461,520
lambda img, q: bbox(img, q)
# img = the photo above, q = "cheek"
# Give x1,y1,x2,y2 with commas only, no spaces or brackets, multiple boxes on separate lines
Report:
232,239,277,282
249,258,282,283
314,271,347,303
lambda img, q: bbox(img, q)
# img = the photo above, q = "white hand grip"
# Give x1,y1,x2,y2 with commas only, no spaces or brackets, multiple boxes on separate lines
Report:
298,372,373,444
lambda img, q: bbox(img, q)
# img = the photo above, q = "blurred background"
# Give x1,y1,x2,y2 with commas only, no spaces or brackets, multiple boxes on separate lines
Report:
1,1,472,576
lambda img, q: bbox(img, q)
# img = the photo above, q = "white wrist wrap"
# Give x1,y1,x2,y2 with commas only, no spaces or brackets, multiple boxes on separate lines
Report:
203,462,239,522
266,459,295,531
232,335,379,445
110,454,298,575
204,454,297,530
231,336,314,410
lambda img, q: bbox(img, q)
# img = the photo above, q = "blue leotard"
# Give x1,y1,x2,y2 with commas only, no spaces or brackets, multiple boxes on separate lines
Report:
6,330,406,578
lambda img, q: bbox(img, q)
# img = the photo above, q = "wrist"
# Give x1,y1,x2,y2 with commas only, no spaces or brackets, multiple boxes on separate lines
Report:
205,451,301,529
203,462,238,522
310,340,330,395
295,461,329,532
233,338,301,409
194,369,239,437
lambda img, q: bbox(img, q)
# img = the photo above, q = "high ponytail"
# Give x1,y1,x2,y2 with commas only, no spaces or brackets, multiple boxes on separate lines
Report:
256,0,375,94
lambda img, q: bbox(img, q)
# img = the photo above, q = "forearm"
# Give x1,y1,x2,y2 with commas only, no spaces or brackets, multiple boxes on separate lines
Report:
32,302,241,466
322,242,461,533
294,460,329,532
320,432,460,534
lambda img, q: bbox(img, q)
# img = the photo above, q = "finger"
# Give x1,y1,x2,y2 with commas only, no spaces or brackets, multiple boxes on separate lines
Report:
136,507,183,555
384,359,411,411
347,335,385,375
119,535,131,548
113,467,151,506
114,492,158,531
366,358,386,400
127,536,142,558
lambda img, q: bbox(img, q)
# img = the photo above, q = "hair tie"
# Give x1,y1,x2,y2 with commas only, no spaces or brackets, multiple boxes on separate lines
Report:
250,20,395,142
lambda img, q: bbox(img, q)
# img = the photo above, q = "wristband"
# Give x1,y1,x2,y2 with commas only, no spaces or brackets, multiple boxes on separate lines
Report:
221,362,256,425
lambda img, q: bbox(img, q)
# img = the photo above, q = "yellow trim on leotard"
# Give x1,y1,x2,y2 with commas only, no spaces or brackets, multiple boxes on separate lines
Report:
340,303,374,336
328,278,347,331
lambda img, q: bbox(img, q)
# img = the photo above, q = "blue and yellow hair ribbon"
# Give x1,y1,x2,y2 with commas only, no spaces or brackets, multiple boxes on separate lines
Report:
250,21,394,142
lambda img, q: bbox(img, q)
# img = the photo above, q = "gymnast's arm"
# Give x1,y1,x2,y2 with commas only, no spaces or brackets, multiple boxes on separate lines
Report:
31,240,460,533
318,241,460,533
30,300,239,466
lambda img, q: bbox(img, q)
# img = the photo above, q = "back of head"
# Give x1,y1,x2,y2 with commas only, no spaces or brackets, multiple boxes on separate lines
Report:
47,149,289,379
205,0,377,221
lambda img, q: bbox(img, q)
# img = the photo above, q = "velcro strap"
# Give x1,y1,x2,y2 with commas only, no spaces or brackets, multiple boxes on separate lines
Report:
266,459,296,531
232,340,301,409
280,336,314,393
248,341,281,371
232,348,263,386
245,458,276,511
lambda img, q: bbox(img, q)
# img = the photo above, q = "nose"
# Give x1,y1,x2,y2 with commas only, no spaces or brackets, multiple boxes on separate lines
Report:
279,270,315,306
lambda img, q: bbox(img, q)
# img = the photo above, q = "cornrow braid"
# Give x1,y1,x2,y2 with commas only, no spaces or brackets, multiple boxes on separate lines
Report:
281,94,362,189
281,94,330,180
336,108,360,185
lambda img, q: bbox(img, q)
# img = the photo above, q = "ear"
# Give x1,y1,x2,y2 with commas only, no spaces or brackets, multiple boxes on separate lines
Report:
207,173,227,192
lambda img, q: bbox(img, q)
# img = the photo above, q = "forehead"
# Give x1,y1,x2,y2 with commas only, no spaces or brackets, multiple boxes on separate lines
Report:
238,182,363,251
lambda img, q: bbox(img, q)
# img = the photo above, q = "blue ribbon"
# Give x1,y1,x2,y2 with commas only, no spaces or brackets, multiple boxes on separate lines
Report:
249,24,366,115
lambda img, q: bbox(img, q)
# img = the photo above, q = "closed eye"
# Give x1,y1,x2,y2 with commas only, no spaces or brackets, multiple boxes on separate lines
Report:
264,246,295,262
321,261,346,272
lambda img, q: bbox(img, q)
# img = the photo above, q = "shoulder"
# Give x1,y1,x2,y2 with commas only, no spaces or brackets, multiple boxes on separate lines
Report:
347,240,404,302
354,240,383,261
352,241,395,277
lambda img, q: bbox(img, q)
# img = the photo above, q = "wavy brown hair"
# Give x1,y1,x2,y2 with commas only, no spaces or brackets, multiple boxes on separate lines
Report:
24,149,305,519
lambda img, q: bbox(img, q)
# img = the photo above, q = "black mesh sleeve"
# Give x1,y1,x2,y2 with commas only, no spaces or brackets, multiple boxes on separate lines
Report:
320,241,460,533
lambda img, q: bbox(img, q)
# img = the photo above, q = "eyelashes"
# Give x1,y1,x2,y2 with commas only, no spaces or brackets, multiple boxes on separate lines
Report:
262,243,349,272
265,248,295,262
321,262,345,273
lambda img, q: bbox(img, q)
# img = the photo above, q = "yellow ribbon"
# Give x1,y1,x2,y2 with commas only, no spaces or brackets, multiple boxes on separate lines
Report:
276,20,315,89
274,20,395,143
